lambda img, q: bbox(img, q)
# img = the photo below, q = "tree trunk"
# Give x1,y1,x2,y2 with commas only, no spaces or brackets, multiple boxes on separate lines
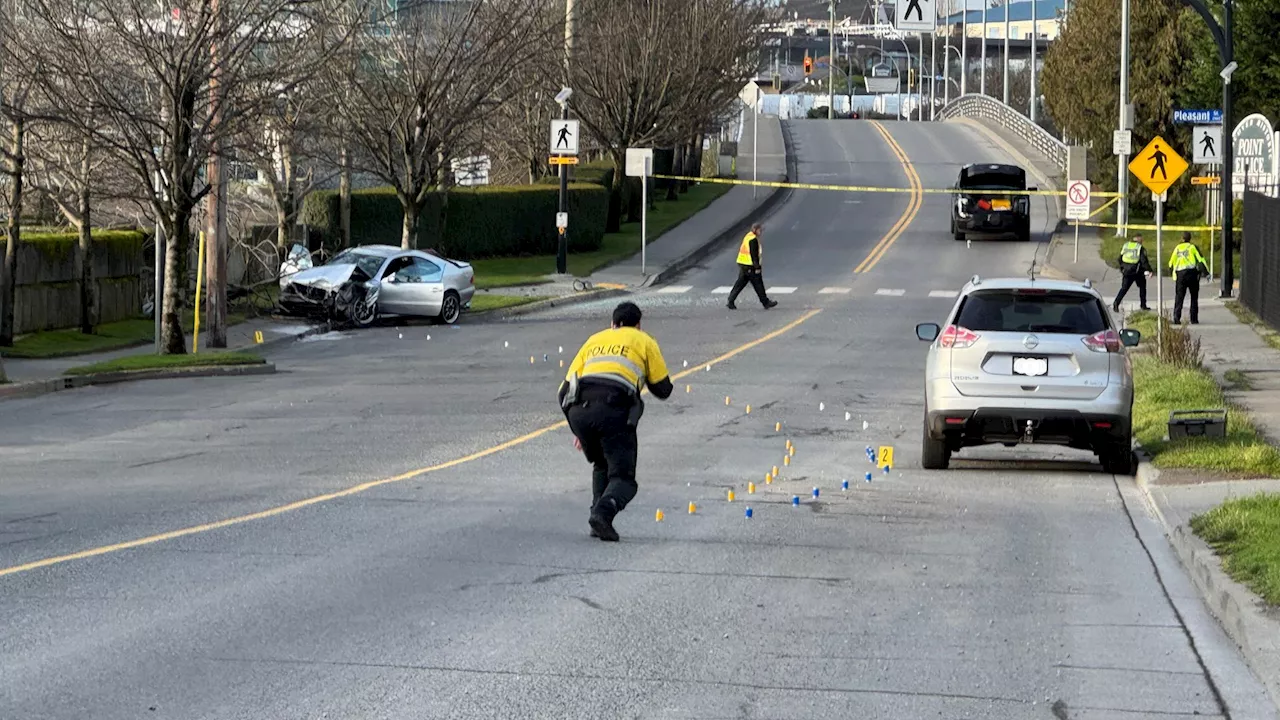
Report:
690,134,704,181
78,140,96,334
1,118,25,347
0,354,7,383
276,204,291,260
606,152,624,233
159,213,188,355
401,201,418,249
339,144,352,248
666,145,682,201
679,141,692,193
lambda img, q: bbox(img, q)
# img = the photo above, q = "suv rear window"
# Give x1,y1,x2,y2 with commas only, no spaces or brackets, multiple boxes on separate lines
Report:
959,169,1024,191
954,290,1109,334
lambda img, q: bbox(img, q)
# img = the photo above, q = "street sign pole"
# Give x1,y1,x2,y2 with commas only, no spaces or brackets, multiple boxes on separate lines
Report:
1118,0,1130,238
1156,191,1164,353
641,156,648,275
753,86,759,199
556,106,569,275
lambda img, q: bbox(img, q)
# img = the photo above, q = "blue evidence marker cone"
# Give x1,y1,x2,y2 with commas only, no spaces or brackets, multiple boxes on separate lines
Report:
791,496,800,507
812,487,820,499
745,507,753,519
865,472,873,483
884,465,891,474
842,479,849,491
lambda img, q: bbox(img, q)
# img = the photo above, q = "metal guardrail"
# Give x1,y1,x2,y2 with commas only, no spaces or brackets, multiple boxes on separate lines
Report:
936,94,1067,175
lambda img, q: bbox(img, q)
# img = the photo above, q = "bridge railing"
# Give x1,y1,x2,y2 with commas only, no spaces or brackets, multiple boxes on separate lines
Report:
936,94,1067,174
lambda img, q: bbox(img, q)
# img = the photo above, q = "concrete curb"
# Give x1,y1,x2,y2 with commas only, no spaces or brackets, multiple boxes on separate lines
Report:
649,120,799,288
0,362,277,402
467,287,631,322
1134,461,1280,711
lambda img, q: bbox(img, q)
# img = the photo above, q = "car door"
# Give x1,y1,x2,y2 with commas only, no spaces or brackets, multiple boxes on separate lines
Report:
387,257,445,317
376,255,417,314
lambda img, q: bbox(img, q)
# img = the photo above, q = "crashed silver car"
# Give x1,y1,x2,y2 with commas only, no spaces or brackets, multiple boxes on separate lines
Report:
278,244,475,327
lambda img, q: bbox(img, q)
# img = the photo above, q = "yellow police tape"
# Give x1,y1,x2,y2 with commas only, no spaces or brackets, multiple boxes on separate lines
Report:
1070,221,1241,233
650,173,1125,198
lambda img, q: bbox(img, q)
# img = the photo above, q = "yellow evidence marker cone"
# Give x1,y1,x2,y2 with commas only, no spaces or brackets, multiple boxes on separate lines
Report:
530,356,535,364
686,384,691,393
688,502,697,514
775,422,781,432
560,360,565,368
748,482,756,494
789,446,795,457
772,465,779,477
765,472,773,485
727,490,735,502
725,396,731,406
784,456,791,467
746,404,751,414
655,509,665,522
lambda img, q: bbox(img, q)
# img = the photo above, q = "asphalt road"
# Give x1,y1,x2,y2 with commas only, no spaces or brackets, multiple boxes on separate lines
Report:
2,120,1276,720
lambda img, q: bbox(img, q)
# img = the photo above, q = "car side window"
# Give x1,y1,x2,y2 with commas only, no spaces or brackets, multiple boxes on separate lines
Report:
397,258,442,284
383,256,412,279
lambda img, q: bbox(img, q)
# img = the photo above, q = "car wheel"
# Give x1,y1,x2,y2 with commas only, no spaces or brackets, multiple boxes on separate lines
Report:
1100,445,1135,475
954,229,965,242
921,418,951,470
349,297,377,328
438,290,461,325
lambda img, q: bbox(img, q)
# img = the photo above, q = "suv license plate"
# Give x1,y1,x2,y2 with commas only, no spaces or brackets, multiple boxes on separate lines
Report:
1013,356,1048,376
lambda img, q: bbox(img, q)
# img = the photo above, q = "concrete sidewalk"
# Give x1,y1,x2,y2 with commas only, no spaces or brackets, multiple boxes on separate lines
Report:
588,113,791,288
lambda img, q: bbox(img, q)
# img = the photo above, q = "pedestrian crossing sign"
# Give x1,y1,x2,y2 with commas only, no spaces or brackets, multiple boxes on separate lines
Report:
1128,135,1188,196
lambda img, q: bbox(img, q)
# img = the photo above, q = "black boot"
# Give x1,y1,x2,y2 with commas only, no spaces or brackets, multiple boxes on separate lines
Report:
588,499,620,542
763,299,778,309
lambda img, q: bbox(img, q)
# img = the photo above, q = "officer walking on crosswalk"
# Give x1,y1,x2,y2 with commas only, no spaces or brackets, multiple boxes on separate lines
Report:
726,223,777,310
1169,231,1208,325
1112,233,1152,312
558,301,673,542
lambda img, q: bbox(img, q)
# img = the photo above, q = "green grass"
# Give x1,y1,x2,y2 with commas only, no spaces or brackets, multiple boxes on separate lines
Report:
468,182,733,288
1225,369,1255,391
1122,309,1159,340
1190,492,1280,606
468,294,551,312
1132,354,1280,476
2,318,155,359
65,351,265,376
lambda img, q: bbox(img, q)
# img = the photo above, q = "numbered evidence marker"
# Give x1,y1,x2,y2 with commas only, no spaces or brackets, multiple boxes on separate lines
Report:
877,446,895,469
253,330,264,344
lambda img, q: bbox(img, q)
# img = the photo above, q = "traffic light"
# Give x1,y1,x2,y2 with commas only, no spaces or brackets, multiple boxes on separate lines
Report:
803,55,813,76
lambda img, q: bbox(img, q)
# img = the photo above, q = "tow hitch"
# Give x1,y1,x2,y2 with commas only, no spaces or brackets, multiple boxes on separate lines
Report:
1020,419,1037,444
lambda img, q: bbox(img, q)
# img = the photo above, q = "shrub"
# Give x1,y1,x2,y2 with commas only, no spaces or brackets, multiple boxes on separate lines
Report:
300,183,608,259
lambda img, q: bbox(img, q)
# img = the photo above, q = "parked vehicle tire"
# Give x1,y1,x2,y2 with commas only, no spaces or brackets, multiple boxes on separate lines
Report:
954,230,966,241
1100,445,1135,476
438,290,461,325
921,418,951,470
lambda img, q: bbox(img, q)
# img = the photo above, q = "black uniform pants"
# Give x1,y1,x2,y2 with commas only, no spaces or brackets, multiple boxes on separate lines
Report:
727,265,768,306
1173,269,1200,324
566,388,639,519
1113,272,1147,308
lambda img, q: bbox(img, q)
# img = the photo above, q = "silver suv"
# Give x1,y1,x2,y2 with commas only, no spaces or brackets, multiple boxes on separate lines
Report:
915,276,1142,474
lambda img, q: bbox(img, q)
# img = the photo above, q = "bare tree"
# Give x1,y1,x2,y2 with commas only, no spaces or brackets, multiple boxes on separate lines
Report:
330,0,560,249
24,0,360,354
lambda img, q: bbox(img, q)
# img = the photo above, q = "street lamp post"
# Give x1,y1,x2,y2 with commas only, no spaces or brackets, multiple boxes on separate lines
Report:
1029,0,1038,121
828,0,836,119
944,45,961,106
980,0,987,96
1003,0,1010,105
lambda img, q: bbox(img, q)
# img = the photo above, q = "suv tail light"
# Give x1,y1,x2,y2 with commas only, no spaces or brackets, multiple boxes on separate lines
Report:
1082,329,1122,353
939,325,979,349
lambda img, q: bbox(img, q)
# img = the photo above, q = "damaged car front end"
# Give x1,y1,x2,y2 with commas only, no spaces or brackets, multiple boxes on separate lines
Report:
278,246,382,328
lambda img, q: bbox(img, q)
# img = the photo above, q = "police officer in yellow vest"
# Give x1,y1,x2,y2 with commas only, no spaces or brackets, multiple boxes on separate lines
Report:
726,223,778,310
1111,233,1152,312
559,301,673,541
1169,231,1208,325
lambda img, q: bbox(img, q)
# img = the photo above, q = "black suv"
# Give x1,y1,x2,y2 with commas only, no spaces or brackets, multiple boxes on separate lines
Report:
950,163,1036,243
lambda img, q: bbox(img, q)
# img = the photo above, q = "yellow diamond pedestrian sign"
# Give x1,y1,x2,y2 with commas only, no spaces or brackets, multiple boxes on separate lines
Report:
1128,135,1188,196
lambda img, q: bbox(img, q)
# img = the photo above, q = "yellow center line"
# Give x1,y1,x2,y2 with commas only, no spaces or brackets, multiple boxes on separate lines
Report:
854,122,923,274
0,308,823,579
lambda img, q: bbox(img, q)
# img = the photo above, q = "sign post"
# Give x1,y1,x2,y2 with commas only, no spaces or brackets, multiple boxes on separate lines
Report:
550,89,576,274
1066,180,1091,264
894,0,937,33
1129,135,1189,352
626,148,655,275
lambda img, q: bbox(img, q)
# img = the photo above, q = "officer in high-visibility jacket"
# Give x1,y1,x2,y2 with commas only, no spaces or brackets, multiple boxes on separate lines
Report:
1111,233,1152,312
726,223,778,310
1169,232,1208,325
558,301,673,542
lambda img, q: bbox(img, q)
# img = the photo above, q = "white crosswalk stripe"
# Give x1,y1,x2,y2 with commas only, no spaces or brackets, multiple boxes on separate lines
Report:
768,287,798,294
711,286,732,294
656,286,692,293
875,288,906,296
928,290,959,298
818,287,852,294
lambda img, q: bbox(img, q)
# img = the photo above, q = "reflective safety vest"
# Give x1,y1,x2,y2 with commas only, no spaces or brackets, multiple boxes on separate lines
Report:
736,232,759,266
564,326,670,394
1120,241,1142,265
1170,242,1206,273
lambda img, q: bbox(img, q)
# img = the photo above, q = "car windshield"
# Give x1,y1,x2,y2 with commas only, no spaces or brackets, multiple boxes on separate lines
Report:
960,171,1023,191
327,249,385,278
954,290,1108,334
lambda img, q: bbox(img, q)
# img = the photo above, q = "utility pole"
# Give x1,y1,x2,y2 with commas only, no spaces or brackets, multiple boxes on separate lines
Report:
960,0,967,95
556,0,575,275
1029,0,1037,121
1002,0,1010,105
931,29,937,120
1117,0,1130,237
828,0,835,119
980,0,987,95
205,0,228,348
